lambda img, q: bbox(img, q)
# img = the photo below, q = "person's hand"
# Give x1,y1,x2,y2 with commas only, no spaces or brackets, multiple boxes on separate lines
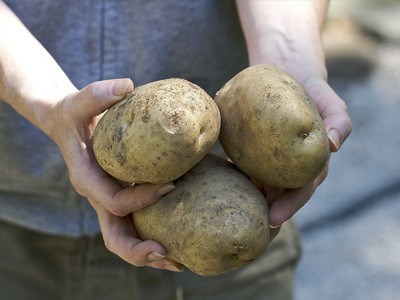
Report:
253,61,352,228
48,78,184,272
235,0,352,229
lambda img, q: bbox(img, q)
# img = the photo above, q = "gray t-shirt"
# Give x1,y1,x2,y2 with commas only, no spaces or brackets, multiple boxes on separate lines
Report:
0,0,248,237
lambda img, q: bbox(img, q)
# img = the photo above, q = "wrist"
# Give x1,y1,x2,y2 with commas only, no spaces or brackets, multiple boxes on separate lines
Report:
2,80,77,139
37,88,78,140
0,1,78,139
236,0,329,82
248,27,327,83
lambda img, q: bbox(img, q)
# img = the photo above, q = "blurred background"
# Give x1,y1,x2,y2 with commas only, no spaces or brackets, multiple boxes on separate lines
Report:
294,1,400,299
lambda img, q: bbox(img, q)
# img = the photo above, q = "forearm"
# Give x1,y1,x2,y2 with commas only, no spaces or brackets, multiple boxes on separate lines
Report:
236,0,329,80
0,1,76,136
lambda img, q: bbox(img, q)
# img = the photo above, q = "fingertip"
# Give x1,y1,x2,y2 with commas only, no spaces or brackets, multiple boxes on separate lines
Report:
268,209,286,230
139,239,167,257
164,263,185,272
111,78,134,96
327,115,352,152
105,183,174,217
328,128,341,152
155,183,175,197
268,223,282,229
268,205,286,227
148,258,185,272
140,240,184,272
79,79,133,116
268,226,281,241
268,195,298,228
125,239,167,267
147,251,166,262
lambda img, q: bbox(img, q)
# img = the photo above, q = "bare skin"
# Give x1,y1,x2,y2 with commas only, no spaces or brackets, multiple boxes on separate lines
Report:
0,0,351,270
236,0,352,227
0,1,182,272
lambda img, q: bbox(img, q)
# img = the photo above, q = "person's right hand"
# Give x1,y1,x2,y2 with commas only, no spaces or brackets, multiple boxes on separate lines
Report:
0,1,183,271
48,78,184,272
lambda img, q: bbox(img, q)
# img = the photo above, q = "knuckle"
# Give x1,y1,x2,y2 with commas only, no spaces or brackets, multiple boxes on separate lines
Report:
84,81,100,98
69,172,87,197
102,236,115,254
106,201,128,217
127,247,144,267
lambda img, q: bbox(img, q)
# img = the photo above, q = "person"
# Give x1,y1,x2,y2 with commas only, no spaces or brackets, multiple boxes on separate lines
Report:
0,0,351,299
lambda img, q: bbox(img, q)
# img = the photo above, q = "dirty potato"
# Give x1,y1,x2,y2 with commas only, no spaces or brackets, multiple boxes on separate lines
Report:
132,154,270,276
92,78,220,184
215,64,330,188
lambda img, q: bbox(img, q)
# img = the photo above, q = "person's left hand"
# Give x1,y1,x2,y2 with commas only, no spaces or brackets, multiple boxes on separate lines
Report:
47,78,184,272
258,70,352,228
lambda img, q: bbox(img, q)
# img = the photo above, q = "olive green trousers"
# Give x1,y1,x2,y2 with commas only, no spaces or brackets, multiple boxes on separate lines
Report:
0,220,300,300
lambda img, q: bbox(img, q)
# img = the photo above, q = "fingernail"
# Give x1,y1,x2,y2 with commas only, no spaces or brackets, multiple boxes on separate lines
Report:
268,223,281,229
156,183,175,197
112,79,132,96
328,129,341,151
164,264,184,272
147,252,165,262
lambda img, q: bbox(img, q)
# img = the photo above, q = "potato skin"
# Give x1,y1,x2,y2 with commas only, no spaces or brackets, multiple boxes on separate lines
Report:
132,154,270,276
92,78,220,184
215,64,330,188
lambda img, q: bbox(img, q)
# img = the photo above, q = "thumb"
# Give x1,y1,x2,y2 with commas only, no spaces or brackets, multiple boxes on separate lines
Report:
304,77,352,152
77,78,134,118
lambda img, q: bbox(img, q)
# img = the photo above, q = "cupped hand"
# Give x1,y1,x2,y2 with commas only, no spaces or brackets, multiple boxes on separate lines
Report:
259,160,329,228
253,62,352,228
48,78,183,272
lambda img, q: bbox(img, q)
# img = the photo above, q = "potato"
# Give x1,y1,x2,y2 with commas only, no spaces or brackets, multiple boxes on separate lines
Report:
93,78,220,184
132,154,270,276
215,64,330,188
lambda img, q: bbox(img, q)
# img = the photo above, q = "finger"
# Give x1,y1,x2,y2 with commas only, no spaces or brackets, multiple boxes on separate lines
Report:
268,183,315,227
268,226,281,242
251,179,284,207
263,185,284,208
268,161,329,227
148,257,185,273
86,166,175,216
96,205,183,271
75,78,134,118
304,77,352,152
97,205,164,266
113,183,176,212
99,182,175,216
67,135,175,217
127,214,184,272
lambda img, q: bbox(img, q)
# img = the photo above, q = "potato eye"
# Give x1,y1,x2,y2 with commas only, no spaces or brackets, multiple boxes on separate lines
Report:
299,132,309,139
